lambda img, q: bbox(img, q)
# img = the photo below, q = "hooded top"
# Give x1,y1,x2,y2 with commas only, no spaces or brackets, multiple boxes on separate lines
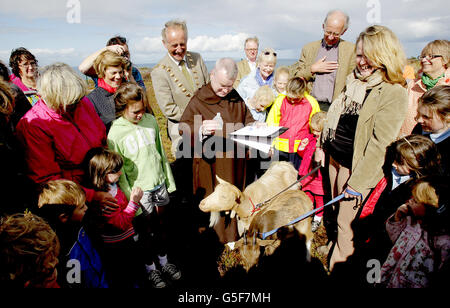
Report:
107,114,176,200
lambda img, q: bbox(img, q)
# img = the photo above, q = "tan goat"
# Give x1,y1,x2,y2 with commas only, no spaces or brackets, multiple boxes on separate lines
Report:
223,190,314,272
199,161,300,233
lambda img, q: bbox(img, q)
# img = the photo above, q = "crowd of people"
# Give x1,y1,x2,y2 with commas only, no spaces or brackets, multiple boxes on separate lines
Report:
0,9,449,289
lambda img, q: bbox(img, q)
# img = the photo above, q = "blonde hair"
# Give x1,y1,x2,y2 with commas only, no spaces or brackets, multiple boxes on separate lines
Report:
356,25,406,85
252,85,275,106
256,48,277,67
418,85,450,124
85,147,123,192
421,39,450,69
412,180,439,208
0,212,59,287
274,66,289,81
114,82,150,117
286,77,307,99
310,111,327,132
93,50,127,79
0,80,14,117
37,63,87,112
38,179,86,209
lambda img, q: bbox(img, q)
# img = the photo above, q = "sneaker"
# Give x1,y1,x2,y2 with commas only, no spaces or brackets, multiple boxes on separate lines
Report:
148,270,166,288
311,220,321,232
161,263,181,281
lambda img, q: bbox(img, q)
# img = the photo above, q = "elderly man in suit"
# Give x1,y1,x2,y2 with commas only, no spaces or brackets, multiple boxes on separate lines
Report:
233,37,259,88
291,10,355,111
151,19,209,205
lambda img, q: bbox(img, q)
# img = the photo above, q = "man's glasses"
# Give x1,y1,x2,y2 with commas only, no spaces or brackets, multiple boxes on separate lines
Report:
324,30,342,38
419,54,442,61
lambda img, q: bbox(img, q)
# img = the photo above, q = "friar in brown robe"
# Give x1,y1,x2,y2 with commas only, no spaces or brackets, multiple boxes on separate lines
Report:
180,58,255,243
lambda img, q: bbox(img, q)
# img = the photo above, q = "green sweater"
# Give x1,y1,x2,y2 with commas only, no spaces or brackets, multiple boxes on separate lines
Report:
107,114,176,201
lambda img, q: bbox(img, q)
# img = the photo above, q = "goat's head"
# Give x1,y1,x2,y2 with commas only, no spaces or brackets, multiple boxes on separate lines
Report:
199,175,243,213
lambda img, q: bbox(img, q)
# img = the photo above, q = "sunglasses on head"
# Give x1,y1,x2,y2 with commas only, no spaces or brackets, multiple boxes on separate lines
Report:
264,51,277,57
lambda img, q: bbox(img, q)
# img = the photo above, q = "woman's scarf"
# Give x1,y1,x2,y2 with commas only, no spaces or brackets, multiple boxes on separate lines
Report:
255,68,274,87
422,72,445,90
321,69,384,143
98,78,117,94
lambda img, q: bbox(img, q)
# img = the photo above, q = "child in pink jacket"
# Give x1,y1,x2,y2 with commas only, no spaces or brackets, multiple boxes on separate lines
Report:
297,112,327,232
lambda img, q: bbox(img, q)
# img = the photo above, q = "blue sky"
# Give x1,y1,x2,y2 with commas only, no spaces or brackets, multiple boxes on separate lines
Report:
0,0,449,68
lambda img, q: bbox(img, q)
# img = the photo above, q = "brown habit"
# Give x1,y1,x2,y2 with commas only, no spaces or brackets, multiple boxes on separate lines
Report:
180,83,255,243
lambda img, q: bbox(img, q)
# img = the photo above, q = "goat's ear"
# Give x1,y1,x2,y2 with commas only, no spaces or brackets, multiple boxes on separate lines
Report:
216,175,226,184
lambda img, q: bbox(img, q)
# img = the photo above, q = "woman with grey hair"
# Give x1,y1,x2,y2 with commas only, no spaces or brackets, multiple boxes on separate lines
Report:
16,62,119,213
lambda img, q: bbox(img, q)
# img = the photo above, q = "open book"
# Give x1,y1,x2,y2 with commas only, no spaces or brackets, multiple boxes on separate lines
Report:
230,126,288,153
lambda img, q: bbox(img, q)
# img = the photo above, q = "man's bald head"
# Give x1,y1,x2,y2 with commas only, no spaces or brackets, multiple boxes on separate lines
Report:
210,58,237,97
322,10,350,46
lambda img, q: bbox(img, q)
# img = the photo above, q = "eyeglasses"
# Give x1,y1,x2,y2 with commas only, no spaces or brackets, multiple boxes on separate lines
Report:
264,51,277,57
324,30,342,38
419,54,442,61
245,48,258,52
19,61,37,68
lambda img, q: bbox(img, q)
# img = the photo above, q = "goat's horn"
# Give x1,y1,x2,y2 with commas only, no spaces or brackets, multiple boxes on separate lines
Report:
252,232,256,245
244,230,248,245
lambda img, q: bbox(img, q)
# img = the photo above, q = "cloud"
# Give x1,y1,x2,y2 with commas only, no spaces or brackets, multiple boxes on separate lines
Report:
188,33,248,52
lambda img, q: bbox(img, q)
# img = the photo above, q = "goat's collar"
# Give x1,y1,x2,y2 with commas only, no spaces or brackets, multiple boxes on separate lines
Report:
249,197,261,216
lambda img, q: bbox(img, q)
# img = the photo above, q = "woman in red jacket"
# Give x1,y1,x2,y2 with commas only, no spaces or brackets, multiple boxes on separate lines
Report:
16,62,118,212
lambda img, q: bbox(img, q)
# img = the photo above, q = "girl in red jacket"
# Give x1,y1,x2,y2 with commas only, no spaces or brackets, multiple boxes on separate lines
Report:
275,77,320,169
297,111,327,232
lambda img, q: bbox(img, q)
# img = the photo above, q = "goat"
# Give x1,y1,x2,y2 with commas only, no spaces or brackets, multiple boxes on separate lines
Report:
199,161,299,233
231,189,314,271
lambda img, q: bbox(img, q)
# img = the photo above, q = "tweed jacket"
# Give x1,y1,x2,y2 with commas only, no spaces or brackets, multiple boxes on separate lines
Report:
151,51,209,155
234,59,252,88
291,39,356,102
347,82,408,194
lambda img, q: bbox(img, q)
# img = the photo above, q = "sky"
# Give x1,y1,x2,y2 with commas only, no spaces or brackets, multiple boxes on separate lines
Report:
0,0,449,68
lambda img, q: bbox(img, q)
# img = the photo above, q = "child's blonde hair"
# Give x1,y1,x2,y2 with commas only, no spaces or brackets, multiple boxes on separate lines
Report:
37,180,86,226
310,111,327,132
38,179,86,209
274,66,289,81
84,147,124,192
286,77,307,100
251,85,275,109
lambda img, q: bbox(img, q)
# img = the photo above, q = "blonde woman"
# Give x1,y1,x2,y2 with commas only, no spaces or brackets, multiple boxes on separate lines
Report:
16,63,118,213
237,47,277,111
86,50,127,129
316,25,408,271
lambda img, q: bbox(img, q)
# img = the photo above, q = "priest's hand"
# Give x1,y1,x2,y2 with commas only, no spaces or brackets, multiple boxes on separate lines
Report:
202,120,222,136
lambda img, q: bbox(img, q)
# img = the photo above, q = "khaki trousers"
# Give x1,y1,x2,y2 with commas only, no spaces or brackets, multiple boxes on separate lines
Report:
328,156,371,271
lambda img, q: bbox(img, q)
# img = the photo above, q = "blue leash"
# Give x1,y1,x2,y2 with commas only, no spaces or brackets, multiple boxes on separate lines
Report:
259,189,362,239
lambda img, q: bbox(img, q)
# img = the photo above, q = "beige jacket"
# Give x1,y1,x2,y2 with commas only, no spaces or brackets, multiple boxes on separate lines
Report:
151,51,209,155
291,39,356,102
234,59,252,88
348,82,408,194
